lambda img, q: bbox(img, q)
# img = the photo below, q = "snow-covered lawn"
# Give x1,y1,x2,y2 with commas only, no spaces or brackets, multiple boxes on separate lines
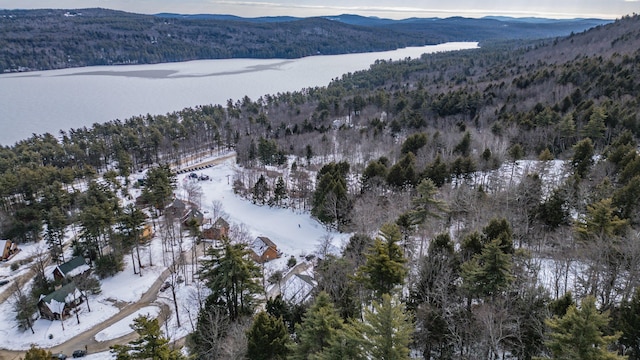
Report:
95,306,160,342
0,154,349,355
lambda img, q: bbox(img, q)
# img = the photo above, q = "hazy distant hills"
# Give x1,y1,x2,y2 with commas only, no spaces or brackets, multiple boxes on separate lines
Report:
0,8,611,72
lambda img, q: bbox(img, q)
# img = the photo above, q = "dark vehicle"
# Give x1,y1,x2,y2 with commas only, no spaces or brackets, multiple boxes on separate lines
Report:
0,279,9,286
199,174,210,181
160,281,171,292
188,172,198,179
51,354,67,360
72,350,86,358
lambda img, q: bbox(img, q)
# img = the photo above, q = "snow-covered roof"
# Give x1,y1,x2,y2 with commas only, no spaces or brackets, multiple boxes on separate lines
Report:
251,236,276,256
56,256,90,278
281,273,316,304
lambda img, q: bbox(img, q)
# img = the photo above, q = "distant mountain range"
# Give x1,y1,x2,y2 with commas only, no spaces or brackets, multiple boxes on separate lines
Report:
0,8,611,73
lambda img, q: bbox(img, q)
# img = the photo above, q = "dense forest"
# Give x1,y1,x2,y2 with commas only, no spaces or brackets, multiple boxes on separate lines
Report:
7,12,640,360
0,8,607,72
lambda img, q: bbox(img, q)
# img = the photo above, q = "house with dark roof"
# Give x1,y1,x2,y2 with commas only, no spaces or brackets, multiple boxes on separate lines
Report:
181,208,204,226
38,282,84,320
250,236,280,263
168,198,187,217
202,217,230,240
53,256,90,282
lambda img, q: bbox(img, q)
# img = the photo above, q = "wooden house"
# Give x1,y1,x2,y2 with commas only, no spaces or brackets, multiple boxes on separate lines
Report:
0,239,18,261
53,256,90,282
250,236,280,263
202,217,230,240
168,198,187,217
38,282,84,320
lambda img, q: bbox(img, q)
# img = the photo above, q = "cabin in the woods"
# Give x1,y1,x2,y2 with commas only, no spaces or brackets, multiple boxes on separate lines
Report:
38,282,84,320
52,256,90,282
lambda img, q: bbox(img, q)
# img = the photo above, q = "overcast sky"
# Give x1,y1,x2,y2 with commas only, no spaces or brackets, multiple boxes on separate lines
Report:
0,0,636,19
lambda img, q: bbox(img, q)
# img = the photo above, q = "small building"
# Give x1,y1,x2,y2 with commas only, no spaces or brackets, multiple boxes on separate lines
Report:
0,239,18,261
38,282,84,320
202,217,230,240
53,256,90,282
250,236,280,263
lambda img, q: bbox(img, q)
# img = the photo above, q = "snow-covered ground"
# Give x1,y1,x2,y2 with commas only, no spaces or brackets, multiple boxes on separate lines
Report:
0,153,349,357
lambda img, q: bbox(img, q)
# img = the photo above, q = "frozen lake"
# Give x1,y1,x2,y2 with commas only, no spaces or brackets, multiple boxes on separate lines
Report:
0,42,478,145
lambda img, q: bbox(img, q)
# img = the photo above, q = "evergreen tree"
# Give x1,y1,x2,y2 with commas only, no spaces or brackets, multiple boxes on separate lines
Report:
141,164,176,214
543,296,625,360
357,223,407,299
246,311,290,360
311,162,351,229
23,345,52,360
571,138,595,179
253,174,269,205
271,176,287,207
618,287,640,359
289,292,344,360
111,315,185,360
409,178,448,226
462,239,514,299
354,293,414,360
198,238,262,321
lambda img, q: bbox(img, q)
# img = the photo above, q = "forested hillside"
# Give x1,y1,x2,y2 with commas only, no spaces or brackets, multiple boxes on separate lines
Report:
3,13,640,360
0,8,607,72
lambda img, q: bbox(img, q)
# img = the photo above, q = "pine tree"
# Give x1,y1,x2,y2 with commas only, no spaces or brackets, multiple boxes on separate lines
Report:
409,178,448,226
253,174,269,205
543,296,625,360
353,293,413,360
111,315,185,360
462,239,514,299
357,223,407,299
618,288,640,359
198,239,262,321
23,345,52,360
246,311,290,360
571,138,595,179
289,292,344,360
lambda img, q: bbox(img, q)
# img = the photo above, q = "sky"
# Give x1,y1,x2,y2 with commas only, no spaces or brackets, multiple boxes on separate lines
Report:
0,0,636,19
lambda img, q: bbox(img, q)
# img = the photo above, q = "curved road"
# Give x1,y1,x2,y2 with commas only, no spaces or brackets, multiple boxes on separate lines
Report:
0,153,236,360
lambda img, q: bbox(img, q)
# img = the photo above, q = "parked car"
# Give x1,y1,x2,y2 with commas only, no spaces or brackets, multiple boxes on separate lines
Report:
72,349,86,358
159,281,171,292
0,279,9,286
51,353,67,360
199,174,210,181
188,172,198,179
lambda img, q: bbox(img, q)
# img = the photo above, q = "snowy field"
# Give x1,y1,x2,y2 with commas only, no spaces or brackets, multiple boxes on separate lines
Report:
0,153,349,357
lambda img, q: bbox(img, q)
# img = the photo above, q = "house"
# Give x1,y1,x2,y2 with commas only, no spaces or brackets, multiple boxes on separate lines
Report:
167,198,187,217
202,217,230,240
53,256,90,282
0,239,18,261
181,208,204,226
281,273,317,304
250,236,280,263
38,282,84,320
